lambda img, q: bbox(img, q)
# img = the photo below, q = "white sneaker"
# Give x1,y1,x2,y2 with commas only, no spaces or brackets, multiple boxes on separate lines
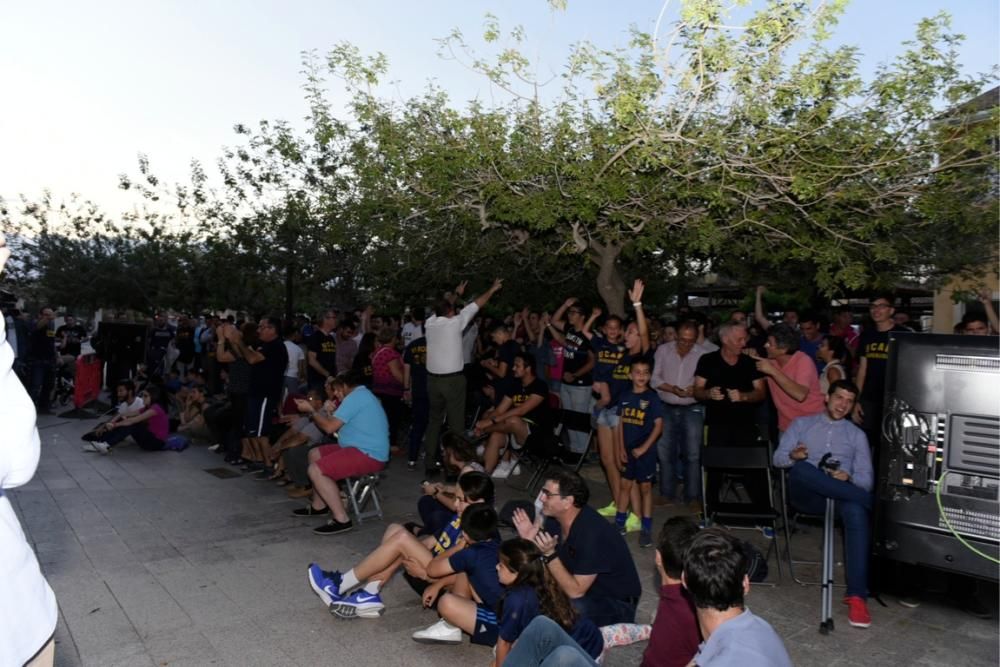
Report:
491,459,514,479
412,618,462,645
208,443,221,452
83,441,110,455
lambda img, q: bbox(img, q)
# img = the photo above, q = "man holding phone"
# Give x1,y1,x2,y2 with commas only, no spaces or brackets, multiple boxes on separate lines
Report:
773,379,874,629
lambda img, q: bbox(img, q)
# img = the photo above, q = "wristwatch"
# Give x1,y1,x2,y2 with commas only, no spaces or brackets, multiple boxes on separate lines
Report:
543,552,558,564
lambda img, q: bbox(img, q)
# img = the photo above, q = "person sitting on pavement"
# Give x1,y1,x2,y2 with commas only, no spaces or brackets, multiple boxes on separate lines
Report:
641,517,702,667
413,432,485,537
306,472,495,620
411,504,504,646
493,537,604,665
291,370,389,535
513,468,642,627
471,350,550,477
177,384,212,444
684,528,792,666
83,385,170,454
745,322,825,434
614,358,664,549
772,379,874,629
81,380,144,445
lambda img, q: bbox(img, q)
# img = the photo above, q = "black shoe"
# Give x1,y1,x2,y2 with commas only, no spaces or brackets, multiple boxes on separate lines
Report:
292,506,330,517
313,519,353,535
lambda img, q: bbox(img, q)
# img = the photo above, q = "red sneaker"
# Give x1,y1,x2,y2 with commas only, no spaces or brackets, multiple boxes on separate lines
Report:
846,596,872,628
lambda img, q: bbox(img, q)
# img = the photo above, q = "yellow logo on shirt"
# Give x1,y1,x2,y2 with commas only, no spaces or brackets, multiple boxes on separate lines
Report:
621,406,646,426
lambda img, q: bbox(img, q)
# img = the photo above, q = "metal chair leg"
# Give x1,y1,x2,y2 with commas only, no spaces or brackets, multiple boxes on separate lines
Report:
820,498,835,633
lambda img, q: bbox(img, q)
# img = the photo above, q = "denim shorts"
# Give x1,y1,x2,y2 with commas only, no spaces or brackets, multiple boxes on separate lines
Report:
593,406,620,429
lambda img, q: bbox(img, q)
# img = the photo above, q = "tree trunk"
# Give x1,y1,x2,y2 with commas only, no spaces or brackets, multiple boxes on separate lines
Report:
590,240,626,317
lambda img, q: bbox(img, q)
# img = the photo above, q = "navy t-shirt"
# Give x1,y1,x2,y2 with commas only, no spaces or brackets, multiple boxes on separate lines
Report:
609,349,655,404
307,330,338,384
559,326,593,386
498,586,603,659
590,335,625,384
557,505,641,601
449,539,503,608
505,377,551,429
617,387,665,450
403,336,428,398
250,337,288,398
493,339,522,400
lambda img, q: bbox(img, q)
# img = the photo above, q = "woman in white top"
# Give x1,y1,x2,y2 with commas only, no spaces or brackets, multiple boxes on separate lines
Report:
818,335,850,395
1,235,58,665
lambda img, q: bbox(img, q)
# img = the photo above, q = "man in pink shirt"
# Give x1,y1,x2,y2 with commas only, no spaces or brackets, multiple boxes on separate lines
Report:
748,323,824,432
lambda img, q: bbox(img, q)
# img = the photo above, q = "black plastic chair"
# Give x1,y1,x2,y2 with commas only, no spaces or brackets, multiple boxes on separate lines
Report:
701,444,783,582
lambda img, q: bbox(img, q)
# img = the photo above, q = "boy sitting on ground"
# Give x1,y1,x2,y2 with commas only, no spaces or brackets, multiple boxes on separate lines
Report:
411,504,503,646
306,472,495,619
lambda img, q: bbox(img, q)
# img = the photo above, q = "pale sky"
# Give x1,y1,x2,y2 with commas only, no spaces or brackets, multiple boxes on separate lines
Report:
2,1,997,217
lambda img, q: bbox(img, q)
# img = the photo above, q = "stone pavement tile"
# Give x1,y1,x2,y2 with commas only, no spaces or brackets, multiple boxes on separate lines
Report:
52,607,82,667
80,643,157,667
199,620,290,667
51,578,149,665
102,571,195,640
143,625,222,667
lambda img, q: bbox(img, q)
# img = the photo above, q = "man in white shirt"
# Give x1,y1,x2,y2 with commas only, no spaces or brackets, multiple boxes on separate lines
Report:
652,321,707,507
283,325,306,397
81,380,145,450
422,278,503,477
1,233,59,666
401,305,425,348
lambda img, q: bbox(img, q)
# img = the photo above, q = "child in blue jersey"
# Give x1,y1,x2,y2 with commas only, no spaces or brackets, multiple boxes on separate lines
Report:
615,358,664,548
494,538,604,665
413,503,504,647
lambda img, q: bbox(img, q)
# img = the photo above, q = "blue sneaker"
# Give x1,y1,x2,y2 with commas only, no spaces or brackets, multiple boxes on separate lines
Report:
330,589,385,619
758,525,775,540
307,563,343,607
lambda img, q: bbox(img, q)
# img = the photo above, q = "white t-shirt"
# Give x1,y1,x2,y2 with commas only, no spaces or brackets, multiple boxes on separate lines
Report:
0,316,58,664
401,321,424,348
426,302,479,374
117,396,145,416
284,340,305,378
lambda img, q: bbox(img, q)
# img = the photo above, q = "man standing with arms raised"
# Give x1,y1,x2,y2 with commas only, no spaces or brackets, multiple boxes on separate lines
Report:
423,278,503,478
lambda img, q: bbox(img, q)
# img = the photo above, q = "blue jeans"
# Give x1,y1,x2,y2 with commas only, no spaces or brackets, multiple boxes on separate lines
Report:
504,616,598,667
788,460,872,598
29,359,55,410
657,403,704,501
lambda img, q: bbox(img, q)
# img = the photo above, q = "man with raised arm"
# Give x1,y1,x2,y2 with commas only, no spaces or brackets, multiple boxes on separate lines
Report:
423,278,503,478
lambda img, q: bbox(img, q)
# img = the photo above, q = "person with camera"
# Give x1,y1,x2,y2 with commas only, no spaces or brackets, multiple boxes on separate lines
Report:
772,379,874,629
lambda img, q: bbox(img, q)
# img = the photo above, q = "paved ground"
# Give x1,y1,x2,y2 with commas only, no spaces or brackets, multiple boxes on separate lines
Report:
8,410,998,667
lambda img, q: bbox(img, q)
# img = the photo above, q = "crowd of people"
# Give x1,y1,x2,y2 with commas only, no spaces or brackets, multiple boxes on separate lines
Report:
5,272,998,665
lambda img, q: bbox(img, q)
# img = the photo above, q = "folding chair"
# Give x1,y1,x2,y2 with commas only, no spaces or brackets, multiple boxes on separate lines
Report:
343,472,384,525
700,444,783,582
559,409,595,474
779,469,846,587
